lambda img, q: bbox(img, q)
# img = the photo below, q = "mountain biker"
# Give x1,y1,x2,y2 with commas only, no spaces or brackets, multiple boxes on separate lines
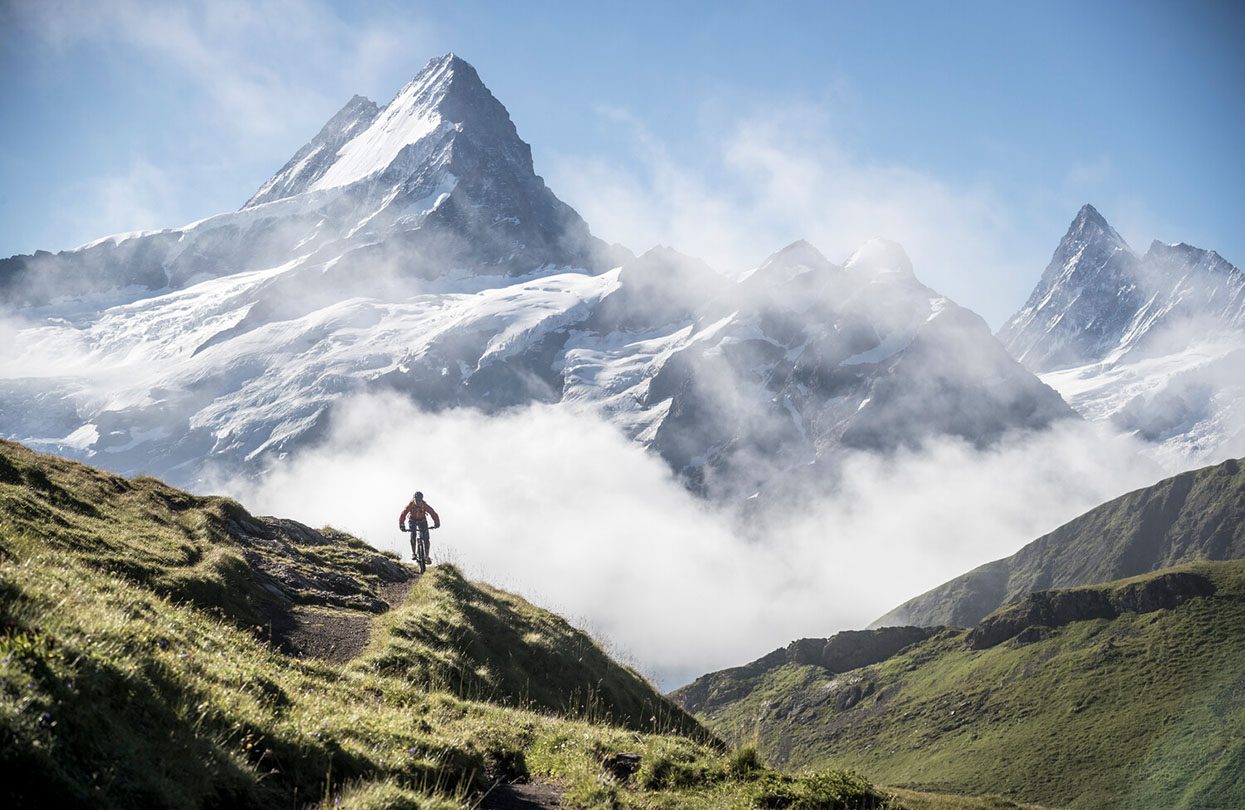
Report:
399,491,441,565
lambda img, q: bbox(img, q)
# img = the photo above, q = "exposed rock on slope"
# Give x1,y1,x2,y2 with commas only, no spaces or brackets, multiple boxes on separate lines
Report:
965,570,1215,649
674,625,940,717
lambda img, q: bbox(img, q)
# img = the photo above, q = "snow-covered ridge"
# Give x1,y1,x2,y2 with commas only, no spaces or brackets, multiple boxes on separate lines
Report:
1000,204,1245,470
310,56,458,193
2,53,1074,499
1,53,610,310
0,235,1069,499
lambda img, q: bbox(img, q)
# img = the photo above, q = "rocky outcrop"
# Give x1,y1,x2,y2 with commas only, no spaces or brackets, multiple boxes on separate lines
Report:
786,626,939,673
967,571,1215,649
672,626,939,715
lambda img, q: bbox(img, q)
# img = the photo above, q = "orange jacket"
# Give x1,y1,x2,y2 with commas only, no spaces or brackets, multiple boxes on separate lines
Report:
399,499,440,529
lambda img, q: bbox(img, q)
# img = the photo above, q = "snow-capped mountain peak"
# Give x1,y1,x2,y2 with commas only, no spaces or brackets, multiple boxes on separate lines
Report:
1,54,612,306
844,237,915,278
998,204,1141,371
1000,204,1245,470
245,53,519,206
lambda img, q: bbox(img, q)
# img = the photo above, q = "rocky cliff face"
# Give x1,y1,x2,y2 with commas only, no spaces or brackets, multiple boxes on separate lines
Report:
673,625,940,716
966,570,1215,649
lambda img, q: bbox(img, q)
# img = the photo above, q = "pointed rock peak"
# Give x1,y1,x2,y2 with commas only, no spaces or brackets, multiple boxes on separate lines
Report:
1074,202,1109,229
623,246,725,289
844,238,914,278
1061,203,1131,252
319,94,380,136
1145,239,1204,258
242,93,381,208
394,52,504,124
632,245,718,272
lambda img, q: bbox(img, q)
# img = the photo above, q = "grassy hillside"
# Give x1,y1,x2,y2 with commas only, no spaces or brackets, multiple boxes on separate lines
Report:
673,560,1245,809
874,456,1245,628
0,440,890,808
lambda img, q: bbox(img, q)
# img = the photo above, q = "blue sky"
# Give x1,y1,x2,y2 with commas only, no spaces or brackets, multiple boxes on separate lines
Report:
1,0,1241,326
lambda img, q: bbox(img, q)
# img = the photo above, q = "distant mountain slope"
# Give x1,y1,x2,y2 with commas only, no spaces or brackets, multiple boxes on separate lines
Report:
999,204,1245,373
0,441,905,808
872,455,1245,628
999,204,1245,469
0,54,1070,499
0,54,615,308
673,560,1245,809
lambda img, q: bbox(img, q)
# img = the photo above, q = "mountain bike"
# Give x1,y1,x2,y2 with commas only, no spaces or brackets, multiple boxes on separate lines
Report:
403,525,437,574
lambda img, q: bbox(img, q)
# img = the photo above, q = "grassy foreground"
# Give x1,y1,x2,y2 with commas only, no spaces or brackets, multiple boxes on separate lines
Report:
0,440,891,808
676,561,1245,809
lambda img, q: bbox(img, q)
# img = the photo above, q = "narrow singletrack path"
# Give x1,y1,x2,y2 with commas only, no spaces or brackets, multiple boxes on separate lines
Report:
277,568,419,663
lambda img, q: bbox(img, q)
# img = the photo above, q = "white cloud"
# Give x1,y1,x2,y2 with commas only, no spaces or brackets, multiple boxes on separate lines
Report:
550,103,1032,325
225,393,1161,688
8,0,430,140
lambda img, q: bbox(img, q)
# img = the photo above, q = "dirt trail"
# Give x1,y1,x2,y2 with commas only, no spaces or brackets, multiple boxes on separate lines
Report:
275,570,418,663
481,781,565,809
276,568,566,808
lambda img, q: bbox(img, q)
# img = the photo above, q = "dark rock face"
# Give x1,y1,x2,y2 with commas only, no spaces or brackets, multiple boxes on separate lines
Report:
999,204,1142,371
222,511,408,613
672,626,939,716
787,626,939,674
967,571,1215,649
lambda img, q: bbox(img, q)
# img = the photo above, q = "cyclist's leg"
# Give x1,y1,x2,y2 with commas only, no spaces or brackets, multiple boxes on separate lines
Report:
419,524,431,562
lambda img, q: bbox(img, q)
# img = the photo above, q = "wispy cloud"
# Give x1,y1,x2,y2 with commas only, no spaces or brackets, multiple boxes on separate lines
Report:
224,393,1161,688
550,102,1036,325
7,0,429,139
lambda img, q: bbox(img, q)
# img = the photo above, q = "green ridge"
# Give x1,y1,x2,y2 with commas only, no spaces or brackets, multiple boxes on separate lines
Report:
0,440,891,808
673,560,1245,809
873,456,1245,628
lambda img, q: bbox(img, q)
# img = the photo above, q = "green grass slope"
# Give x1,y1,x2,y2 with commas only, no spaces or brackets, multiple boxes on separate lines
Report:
674,560,1245,809
873,456,1245,628
0,440,889,808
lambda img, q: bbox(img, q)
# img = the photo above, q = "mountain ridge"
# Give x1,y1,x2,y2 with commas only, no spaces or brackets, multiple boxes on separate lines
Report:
871,454,1245,629
0,55,1075,499
672,558,1245,809
998,204,1245,469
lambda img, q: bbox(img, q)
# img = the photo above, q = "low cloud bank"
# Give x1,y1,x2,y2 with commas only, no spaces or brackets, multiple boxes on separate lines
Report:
224,393,1160,688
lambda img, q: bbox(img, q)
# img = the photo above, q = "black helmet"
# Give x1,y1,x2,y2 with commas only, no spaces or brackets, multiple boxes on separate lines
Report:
414,491,424,500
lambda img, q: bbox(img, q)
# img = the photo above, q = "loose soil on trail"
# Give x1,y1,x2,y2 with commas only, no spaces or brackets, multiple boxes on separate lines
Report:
273,567,567,808
274,573,418,663
482,781,565,809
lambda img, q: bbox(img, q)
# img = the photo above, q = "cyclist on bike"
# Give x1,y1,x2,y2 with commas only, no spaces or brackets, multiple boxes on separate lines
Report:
399,491,441,565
